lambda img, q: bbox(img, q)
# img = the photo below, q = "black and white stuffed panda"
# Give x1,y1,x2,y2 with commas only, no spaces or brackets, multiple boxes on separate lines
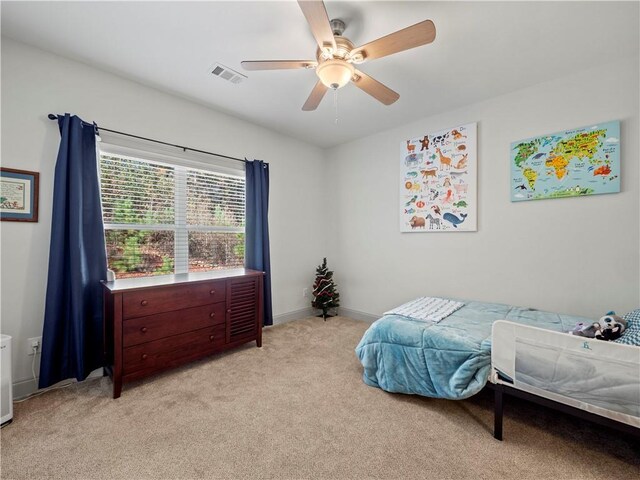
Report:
594,312,627,341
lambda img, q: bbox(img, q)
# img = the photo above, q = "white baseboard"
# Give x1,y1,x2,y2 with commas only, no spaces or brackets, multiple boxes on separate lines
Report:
271,307,379,324
271,308,314,325
13,368,103,401
12,377,39,400
336,308,380,323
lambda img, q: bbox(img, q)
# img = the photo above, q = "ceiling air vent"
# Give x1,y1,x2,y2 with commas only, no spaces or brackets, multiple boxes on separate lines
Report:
210,63,246,85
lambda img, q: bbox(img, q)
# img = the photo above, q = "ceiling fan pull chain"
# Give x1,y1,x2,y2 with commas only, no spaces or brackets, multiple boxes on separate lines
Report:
334,88,339,125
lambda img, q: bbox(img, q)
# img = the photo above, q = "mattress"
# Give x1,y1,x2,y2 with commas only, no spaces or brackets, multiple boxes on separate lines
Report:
355,300,589,400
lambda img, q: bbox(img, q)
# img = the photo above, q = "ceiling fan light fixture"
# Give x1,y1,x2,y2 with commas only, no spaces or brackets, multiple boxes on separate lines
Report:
316,59,355,89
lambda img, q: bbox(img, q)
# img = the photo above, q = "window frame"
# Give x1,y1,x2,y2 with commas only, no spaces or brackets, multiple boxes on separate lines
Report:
98,141,245,276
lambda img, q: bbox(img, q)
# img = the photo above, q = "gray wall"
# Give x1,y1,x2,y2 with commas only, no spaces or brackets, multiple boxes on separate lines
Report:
0,38,327,395
2,38,639,399
325,56,639,319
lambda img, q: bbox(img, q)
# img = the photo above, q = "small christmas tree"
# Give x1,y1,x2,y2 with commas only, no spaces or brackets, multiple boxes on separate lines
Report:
312,257,340,320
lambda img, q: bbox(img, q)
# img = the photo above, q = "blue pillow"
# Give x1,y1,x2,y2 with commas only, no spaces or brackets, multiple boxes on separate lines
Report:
614,309,640,346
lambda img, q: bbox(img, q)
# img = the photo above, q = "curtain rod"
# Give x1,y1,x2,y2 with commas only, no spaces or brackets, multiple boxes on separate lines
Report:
47,114,248,164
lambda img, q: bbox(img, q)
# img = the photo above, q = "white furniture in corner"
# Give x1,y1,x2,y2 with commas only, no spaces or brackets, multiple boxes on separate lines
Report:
1,335,13,425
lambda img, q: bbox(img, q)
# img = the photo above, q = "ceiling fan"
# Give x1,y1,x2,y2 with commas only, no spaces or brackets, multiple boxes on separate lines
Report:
241,0,436,111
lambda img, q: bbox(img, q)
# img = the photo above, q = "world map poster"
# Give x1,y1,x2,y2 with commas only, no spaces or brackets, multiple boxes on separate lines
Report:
400,123,477,233
510,120,620,202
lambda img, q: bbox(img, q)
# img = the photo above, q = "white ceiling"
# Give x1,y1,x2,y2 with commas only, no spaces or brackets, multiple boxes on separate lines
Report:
2,1,638,147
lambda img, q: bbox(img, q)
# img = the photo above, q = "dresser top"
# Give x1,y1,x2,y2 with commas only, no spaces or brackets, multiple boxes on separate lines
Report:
102,268,264,293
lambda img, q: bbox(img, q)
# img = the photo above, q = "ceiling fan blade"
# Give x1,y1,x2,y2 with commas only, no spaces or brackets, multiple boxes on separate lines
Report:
351,20,436,61
241,60,317,71
302,80,328,111
352,69,399,105
297,0,337,51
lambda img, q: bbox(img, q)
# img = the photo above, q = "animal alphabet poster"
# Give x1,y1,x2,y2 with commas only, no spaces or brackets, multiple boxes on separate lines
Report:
400,122,477,232
510,120,620,201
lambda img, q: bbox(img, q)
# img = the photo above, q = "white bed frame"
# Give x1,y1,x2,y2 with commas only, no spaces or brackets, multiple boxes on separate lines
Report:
489,320,640,440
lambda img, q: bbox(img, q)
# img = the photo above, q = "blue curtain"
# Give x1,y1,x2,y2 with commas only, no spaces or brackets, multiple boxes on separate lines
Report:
39,114,107,388
245,160,273,326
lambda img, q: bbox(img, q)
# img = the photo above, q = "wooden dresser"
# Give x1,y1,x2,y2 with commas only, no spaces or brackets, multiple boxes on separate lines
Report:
102,268,264,398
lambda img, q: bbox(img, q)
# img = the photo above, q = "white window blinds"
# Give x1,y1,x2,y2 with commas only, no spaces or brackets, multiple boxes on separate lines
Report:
99,152,245,279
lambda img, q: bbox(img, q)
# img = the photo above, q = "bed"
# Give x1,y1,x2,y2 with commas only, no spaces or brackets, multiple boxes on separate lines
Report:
355,299,640,439
355,300,584,400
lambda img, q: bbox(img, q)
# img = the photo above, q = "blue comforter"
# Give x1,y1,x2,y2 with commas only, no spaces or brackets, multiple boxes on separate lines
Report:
355,300,590,400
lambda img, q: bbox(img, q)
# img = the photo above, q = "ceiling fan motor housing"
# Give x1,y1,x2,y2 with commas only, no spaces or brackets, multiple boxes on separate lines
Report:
330,18,346,36
317,34,354,62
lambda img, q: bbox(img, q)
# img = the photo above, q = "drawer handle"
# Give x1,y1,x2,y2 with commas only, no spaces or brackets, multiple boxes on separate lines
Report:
140,327,148,333
140,300,148,307
209,335,215,341
141,353,148,360
209,312,215,318
209,290,216,295
227,309,231,314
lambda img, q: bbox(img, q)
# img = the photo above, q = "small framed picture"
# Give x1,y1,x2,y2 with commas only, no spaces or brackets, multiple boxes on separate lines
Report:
0,168,39,222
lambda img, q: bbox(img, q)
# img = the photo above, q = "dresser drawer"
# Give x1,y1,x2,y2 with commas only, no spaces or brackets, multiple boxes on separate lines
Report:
122,303,226,347
123,280,226,319
123,324,225,375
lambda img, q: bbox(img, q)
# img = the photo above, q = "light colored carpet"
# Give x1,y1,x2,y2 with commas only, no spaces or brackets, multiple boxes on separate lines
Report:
1,317,638,480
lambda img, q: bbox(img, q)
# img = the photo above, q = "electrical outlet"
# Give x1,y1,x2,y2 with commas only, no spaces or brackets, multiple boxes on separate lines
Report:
303,288,309,298
27,336,42,356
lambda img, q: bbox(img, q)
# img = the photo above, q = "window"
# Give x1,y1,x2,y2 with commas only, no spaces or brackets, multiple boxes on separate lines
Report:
99,151,245,279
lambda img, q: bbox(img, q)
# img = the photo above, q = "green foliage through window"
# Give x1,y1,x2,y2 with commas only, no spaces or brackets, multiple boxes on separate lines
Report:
100,153,245,279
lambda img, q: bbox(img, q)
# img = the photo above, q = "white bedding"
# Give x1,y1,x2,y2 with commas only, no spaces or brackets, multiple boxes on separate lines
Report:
383,297,464,323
